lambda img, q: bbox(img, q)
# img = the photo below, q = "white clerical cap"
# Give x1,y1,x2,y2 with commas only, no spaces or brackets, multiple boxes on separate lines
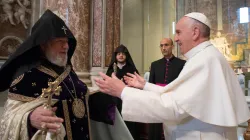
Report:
184,12,211,29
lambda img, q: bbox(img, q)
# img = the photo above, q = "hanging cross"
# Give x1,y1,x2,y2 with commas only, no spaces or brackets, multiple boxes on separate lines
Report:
41,80,62,108
62,26,67,34
113,63,117,74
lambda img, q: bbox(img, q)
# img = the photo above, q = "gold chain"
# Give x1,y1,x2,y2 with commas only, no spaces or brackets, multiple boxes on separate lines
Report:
62,75,78,99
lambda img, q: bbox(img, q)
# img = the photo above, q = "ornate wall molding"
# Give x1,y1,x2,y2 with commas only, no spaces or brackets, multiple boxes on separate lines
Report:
0,0,39,60
0,36,23,59
0,0,32,29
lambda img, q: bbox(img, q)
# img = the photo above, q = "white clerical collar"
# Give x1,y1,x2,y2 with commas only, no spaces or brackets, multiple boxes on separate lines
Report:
184,41,212,60
117,62,126,69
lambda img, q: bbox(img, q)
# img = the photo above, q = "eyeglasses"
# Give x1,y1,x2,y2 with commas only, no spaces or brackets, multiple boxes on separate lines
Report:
160,44,170,47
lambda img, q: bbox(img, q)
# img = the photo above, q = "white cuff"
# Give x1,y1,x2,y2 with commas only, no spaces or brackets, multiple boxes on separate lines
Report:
121,82,148,99
143,82,150,90
120,87,127,100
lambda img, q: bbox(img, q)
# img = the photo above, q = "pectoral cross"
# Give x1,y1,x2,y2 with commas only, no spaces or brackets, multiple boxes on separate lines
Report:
62,26,67,34
41,80,62,108
113,63,117,74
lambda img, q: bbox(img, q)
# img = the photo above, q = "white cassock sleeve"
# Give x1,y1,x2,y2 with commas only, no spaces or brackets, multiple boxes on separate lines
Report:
121,86,188,123
121,45,250,126
143,82,165,93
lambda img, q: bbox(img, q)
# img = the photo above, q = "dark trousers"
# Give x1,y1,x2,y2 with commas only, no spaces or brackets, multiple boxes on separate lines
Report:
148,123,164,140
125,121,140,140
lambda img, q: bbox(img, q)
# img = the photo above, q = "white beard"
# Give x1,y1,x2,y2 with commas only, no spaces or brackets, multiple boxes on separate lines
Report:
45,51,68,67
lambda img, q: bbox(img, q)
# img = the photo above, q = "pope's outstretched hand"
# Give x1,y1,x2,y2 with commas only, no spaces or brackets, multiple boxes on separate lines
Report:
95,72,125,97
123,72,146,89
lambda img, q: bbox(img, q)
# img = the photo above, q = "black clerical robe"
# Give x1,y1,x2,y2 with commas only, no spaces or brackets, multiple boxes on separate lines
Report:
8,64,91,140
106,64,138,112
106,63,140,140
149,56,185,84
148,56,185,140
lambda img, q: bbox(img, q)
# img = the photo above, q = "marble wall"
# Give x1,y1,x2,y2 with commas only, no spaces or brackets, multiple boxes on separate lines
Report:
90,0,121,86
105,0,121,67
105,0,114,67
180,0,218,30
92,0,103,67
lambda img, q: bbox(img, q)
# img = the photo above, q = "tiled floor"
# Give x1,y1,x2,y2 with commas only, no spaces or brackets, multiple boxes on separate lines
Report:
0,92,247,140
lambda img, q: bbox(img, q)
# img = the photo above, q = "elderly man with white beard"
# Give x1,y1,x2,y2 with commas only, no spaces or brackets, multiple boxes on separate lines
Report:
0,10,133,140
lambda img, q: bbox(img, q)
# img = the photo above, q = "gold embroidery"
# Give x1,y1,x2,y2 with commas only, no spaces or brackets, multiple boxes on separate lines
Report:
10,74,24,87
62,100,73,140
72,99,85,118
37,65,71,100
8,93,36,102
37,65,71,87
13,87,17,91
86,90,92,140
32,82,36,87
37,65,58,78
56,66,71,86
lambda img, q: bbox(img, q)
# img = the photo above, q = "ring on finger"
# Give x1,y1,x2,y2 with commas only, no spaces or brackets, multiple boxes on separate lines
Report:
41,122,47,131
43,104,49,109
56,128,61,134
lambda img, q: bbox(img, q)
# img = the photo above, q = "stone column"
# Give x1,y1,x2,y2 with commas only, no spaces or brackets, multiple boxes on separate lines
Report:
43,0,91,86
90,0,106,87
105,0,121,67
90,0,121,87
217,0,223,30
113,0,121,54
71,0,91,86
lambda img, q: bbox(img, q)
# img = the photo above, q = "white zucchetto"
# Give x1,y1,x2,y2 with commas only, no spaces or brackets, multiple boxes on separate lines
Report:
185,12,211,29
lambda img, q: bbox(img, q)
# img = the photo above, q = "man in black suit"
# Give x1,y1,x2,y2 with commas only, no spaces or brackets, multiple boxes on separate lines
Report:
148,38,185,140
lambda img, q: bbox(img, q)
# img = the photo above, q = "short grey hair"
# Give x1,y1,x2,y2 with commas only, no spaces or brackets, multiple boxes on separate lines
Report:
192,19,210,39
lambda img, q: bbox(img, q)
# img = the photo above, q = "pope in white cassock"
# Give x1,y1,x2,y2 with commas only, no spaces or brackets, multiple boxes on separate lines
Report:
95,12,250,140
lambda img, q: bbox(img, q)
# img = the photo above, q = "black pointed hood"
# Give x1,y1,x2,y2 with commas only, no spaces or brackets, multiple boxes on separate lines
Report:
0,9,76,92
108,44,136,69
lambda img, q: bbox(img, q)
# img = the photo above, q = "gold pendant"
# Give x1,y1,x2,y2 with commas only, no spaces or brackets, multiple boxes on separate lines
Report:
72,98,85,118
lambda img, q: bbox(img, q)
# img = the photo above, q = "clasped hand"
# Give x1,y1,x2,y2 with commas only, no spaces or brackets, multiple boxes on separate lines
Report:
94,72,146,98
30,106,64,133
